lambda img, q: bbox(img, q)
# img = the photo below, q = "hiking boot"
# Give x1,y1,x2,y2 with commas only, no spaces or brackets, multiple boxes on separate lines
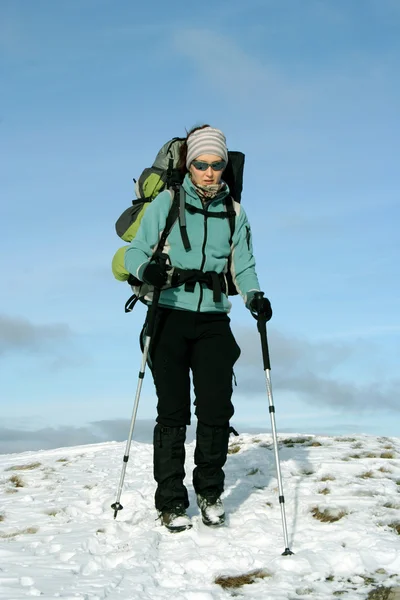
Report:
157,504,192,533
197,494,225,527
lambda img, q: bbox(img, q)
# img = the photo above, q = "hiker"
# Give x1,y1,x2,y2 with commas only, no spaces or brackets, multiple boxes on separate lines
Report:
123,125,272,532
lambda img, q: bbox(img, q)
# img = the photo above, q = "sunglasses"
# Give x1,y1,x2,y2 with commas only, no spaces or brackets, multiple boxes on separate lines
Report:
191,160,227,172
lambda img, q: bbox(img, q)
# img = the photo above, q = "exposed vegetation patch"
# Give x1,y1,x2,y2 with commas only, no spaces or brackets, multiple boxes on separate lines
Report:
378,466,392,473
366,586,393,600
45,509,59,517
383,502,400,510
311,506,348,523
0,514,4,522
318,487,330,495
8,475,25,488
215,569,271,589
388,522,400,535
301,468,315,476
320,475,336,482
228,445,241,454
359,470,375,479
380,452,396,459
56,458,69,463
246,468,260,476
335,437,356,443
5,462,42,471
344,451,396,461
0,527,38,539
352,442,364,449
295,586,315,595
281,437,311,447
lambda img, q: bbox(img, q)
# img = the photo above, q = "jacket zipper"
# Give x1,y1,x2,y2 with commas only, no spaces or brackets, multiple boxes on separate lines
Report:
197,209,208,312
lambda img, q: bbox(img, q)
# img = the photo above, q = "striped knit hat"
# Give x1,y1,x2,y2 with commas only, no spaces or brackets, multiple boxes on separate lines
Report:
186,127,228,169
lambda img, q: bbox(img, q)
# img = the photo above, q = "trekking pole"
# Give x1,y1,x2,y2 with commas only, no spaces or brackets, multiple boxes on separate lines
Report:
111,279,163,519
252,292,293,555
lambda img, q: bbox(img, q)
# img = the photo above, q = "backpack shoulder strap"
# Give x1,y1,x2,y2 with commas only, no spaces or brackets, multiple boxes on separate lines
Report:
224,195,236,245
154,187,180,255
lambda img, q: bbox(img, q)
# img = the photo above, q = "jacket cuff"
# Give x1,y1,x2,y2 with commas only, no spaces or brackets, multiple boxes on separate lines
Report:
245,289,261,309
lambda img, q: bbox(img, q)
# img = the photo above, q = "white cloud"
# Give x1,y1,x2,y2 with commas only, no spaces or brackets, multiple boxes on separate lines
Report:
0,314,71,355
233,326,400,412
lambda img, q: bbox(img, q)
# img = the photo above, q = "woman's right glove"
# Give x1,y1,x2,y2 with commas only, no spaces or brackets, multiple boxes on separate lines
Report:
142,258,168,289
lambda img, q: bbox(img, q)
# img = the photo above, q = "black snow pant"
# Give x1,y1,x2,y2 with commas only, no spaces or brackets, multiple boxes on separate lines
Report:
149,308,241,512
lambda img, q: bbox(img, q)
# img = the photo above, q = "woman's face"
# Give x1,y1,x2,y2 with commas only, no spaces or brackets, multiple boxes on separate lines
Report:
189,154,226,186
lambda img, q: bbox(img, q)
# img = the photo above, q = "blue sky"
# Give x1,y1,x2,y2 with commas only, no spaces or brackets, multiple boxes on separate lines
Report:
1,0,399,453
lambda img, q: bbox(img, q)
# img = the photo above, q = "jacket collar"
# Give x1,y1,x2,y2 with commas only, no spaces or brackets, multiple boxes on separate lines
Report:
182,173,230,205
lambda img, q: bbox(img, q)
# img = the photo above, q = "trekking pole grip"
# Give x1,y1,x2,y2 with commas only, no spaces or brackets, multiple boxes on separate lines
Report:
254,292,271,371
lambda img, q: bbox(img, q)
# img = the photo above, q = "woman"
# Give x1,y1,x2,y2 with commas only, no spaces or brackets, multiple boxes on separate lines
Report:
124,125,272,532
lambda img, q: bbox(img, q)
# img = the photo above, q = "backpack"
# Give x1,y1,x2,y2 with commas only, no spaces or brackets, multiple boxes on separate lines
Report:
112,136,245,306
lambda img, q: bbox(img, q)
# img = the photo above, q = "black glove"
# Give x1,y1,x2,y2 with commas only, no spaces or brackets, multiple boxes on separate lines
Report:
249,293,272,321
142,259,168,288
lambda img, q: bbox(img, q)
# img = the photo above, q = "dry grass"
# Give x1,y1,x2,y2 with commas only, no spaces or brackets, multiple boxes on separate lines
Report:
366,586,393,599
45,509,59,517
56,458,69,463
383,502,400,510
311,506,348,523
335,437,356,442
380,452,396,459
281,437,311,447
0,514,4,522
352,441,364,449
5,462,42,471
8,475,25,488
359,470,375,479
246,468,260,476
320,474,336,482
301,468,315,476
388,522,400,535
228,445,241,454
378,466,392,473
0,527,38,539
215,569,271,589
319,487,330,495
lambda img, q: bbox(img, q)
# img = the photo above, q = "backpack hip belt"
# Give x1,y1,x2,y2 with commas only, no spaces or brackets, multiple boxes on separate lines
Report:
170,268,227,302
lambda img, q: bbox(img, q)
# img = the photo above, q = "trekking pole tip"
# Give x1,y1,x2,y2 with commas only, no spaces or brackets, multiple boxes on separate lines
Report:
111,502,123,519
282,547,294,556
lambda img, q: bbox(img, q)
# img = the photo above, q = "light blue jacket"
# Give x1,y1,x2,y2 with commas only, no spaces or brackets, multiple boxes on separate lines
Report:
124,174,261,313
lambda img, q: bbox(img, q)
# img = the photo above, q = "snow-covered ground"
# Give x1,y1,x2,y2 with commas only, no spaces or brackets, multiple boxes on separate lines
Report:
0,432,399,599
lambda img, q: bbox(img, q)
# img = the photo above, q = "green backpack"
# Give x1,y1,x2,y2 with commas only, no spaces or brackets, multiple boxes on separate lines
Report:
112,136,245,300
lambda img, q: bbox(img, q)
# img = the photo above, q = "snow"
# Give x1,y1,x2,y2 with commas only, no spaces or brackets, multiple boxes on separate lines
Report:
0,432,399,599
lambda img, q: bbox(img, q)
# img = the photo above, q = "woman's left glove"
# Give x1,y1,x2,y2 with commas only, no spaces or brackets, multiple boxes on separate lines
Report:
142,259,168,288
248,293,273,321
